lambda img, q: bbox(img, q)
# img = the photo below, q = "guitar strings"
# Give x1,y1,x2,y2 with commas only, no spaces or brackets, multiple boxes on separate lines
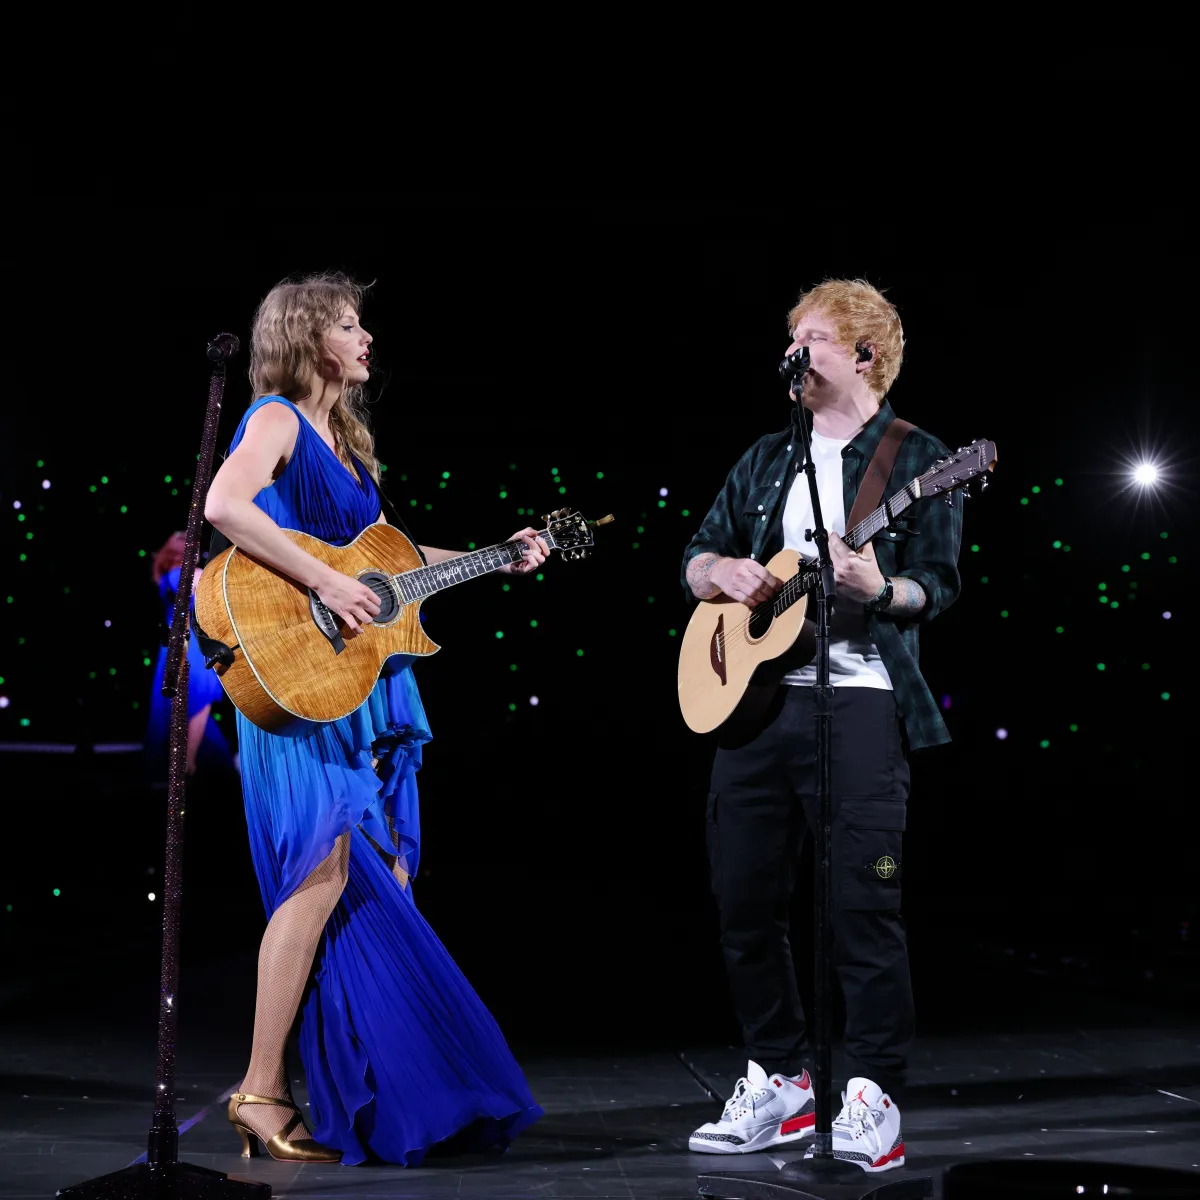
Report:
350,539,538,605
712,480,924,655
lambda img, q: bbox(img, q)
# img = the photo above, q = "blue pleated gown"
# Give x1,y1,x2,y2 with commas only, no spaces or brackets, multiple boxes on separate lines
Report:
229,396,542,1166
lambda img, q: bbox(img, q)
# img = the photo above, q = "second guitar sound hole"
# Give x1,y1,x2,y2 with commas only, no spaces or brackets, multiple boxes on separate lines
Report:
359,572,400,623
747,606,773,639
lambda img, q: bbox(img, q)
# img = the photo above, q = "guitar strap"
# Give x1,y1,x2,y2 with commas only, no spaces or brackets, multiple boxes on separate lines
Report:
845,418,915,534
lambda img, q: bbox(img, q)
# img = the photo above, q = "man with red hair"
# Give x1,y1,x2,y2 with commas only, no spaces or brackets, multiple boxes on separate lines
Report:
681,279,963,1173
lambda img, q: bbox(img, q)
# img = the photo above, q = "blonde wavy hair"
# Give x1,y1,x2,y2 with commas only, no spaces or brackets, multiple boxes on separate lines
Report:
249,272,380,482
786,278,905,402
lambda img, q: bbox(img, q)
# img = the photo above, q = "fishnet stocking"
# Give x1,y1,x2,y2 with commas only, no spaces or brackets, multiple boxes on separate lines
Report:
237,832,350,1143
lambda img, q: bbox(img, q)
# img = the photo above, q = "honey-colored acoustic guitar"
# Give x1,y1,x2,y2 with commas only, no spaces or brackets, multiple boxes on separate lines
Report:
677,439,997,734
194,508,610,733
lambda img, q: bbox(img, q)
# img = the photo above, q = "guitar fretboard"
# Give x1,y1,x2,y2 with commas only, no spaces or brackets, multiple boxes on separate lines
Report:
771,479,921,617
844,481,919,552
393,539,530,602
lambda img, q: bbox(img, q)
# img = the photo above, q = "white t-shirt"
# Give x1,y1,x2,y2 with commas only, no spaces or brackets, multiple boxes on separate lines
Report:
780,430,893,690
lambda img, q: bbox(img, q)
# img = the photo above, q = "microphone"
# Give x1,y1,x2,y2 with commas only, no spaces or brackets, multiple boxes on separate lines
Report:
206,332,240,362
778,345,810,385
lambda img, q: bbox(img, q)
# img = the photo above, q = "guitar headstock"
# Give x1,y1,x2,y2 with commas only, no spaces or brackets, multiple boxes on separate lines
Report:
919,438,998,501
539,508,615,562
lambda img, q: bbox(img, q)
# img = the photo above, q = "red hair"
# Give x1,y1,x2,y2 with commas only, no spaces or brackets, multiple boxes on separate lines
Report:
151,532,187,585
786,278,905,401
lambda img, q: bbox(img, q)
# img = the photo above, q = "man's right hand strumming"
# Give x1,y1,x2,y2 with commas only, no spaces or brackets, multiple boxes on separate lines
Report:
315,570,381,636
689,553,781,605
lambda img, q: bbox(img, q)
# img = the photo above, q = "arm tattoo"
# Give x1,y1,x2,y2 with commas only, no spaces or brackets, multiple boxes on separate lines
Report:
687,552,723,599
886,576,927,617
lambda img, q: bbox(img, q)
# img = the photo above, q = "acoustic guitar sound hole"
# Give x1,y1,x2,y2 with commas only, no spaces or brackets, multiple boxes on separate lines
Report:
747,606,773,640
359,572,400,623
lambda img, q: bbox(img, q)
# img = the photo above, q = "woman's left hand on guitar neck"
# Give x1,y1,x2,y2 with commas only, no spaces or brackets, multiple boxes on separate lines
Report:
497,527,550,576
828,533,885,604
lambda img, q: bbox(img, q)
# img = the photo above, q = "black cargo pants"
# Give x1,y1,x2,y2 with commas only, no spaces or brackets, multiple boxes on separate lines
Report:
706,685,914,1104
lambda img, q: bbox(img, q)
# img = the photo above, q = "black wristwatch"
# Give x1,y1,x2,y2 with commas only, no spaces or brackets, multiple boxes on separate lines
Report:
865,578,893,612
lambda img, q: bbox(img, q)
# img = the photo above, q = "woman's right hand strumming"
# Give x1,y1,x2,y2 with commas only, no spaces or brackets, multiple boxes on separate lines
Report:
315,570,381,636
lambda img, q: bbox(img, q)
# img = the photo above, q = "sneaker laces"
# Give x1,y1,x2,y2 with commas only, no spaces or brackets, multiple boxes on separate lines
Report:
833,1091,884,1159
721,1076,769,1122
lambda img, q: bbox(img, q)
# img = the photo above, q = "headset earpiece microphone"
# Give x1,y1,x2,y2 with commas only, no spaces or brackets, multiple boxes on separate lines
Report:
856,343,873,363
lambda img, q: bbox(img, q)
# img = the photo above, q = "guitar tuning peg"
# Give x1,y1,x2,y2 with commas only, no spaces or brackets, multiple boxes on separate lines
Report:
541,514,551,526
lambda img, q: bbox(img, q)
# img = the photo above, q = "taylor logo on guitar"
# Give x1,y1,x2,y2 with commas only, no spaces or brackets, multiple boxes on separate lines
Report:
677,439,997,734
195,508,612,733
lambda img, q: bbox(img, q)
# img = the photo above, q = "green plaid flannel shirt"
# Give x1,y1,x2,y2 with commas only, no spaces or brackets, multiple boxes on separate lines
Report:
680,400,964,750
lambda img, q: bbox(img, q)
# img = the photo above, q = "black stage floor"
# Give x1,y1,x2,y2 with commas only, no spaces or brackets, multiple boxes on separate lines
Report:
3,756,1198,1197
3,978,1198,1198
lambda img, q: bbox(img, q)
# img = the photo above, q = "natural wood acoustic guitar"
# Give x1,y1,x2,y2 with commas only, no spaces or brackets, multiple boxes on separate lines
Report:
677,439,997,734
194,508,611,733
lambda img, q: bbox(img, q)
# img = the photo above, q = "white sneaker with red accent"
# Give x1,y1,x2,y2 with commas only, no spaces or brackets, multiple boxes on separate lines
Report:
803,1076,904,1172
688,1060,815,1154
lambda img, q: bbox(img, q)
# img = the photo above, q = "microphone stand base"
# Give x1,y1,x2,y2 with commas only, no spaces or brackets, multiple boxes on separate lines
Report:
56,1160,272,1200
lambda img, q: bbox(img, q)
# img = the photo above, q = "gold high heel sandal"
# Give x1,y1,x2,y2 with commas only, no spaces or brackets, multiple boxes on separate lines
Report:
226,1092,342,1163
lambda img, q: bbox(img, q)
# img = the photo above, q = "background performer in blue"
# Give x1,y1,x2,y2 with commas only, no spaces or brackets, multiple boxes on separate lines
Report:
203,272,546,1166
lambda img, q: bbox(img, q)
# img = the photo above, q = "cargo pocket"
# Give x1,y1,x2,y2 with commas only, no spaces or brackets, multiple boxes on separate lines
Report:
837,797,906,912
705,790,721,896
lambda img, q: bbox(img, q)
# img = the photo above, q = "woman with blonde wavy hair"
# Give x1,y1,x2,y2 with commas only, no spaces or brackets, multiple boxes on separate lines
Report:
203,272,546,1166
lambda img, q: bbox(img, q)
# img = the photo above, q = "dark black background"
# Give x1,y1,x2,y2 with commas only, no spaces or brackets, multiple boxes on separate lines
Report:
2,201,1196,1055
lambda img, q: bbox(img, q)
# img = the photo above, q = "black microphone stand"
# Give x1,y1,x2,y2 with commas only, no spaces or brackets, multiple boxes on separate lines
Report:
699,348,930,1199
59,335,270,1200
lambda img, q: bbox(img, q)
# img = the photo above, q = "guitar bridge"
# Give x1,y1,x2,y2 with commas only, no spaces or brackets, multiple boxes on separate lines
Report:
710,613,727,686
308,590,347,656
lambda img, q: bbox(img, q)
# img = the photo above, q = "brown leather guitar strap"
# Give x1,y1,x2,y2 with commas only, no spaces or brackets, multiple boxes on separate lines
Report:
844,418,915,535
